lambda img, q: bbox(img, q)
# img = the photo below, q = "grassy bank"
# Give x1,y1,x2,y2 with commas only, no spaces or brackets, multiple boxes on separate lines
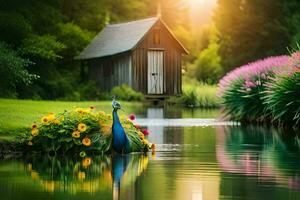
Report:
175,80,221,108
0,99,143,137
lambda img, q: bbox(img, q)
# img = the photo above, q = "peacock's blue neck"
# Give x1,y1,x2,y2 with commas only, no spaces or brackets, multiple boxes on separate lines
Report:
112,109,121,126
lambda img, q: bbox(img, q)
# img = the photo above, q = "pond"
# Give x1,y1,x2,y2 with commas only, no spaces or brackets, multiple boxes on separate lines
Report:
0,107,299,200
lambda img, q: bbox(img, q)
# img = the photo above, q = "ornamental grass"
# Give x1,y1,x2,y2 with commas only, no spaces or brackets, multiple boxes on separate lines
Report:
218,53,300,126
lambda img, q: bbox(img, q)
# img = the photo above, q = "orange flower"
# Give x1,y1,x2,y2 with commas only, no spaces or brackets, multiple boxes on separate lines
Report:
101,125,112,135
82,137,91,146
82,157,92,168
78,123,87,132
72,130,80,138
151,143,156,150
31,128,39,136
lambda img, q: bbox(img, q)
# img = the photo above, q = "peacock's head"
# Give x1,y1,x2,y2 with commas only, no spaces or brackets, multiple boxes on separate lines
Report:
112,95,121,110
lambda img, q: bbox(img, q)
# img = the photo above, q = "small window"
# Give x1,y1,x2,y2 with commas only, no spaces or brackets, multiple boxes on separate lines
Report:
153,31,160,45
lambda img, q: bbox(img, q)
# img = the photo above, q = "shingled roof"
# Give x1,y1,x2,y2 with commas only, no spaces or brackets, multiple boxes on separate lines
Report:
77,17,187,60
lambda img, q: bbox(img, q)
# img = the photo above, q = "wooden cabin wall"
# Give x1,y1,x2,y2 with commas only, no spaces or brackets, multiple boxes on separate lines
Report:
132,20,183,95
88,54,132,91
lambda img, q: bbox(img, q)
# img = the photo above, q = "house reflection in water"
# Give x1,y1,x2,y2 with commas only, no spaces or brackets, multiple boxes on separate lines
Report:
146,107,184,145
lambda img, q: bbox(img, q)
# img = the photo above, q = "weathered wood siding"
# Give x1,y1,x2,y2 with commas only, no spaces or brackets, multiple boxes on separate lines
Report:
132,20,183,95
88,54,132,91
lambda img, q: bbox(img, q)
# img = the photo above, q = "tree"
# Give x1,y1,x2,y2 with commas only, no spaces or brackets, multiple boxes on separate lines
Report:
214,0,291,72
0,42,38,97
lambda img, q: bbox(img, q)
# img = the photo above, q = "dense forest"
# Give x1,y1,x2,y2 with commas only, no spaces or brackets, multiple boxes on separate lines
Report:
0,0,299,100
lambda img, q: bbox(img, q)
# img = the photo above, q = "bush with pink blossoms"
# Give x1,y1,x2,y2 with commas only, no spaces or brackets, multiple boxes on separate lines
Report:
218,55,290,122
264,52,300,127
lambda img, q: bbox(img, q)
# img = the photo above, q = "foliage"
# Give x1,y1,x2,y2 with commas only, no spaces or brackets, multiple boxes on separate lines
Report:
19,34,65,61
214,0,300,72
264,53,300,126
0,42,38,97
190,42,222,84
111,84,143,101
21,107,152,154
179,79,220,108
218,55,289,122
218,52,300,127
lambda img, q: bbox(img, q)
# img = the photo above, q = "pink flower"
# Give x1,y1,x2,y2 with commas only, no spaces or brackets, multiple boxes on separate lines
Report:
128,114,136,121
218,55,289,96
143,129,149,136
244,81,256,88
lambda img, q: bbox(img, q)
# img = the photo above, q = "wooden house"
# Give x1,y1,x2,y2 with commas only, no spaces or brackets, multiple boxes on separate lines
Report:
77,17,188,97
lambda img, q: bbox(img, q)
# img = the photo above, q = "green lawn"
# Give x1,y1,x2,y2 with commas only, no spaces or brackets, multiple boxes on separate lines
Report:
0,99,142,138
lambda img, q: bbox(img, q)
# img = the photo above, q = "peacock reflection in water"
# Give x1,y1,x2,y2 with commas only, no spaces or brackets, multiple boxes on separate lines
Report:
20,154,148,199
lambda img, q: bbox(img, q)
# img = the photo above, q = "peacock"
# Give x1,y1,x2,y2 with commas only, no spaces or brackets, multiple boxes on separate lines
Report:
112,97,131,154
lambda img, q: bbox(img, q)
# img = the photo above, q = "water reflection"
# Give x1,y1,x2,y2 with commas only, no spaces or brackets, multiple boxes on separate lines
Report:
0,154,148,200
216,126,300,192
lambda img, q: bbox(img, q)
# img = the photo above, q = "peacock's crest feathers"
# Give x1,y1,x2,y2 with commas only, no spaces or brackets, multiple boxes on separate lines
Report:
23,107,153,155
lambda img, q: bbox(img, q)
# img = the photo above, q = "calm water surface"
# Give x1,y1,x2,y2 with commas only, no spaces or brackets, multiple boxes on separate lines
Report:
0,107,299,200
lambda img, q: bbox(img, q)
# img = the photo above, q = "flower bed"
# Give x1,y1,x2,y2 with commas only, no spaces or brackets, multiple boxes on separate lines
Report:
20,107,153,155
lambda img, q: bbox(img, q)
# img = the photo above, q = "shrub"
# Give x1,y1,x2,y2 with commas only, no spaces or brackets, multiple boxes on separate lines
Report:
111,84,143,101
264,52,300,126
21,107,151,155
179,80,220,108
218,56,289,122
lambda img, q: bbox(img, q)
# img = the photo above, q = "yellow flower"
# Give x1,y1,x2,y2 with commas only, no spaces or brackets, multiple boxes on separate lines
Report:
47,113,55,121
53,119,60,125
98,111,106,116
78,123,87,132
142,139,149,145
75,108,90,114
28,141,33,146
31,171,39,180
78,171,86,180
82,137,91,146
82,157,92,168
123,124,131,129
31,128,39,136
44,180,55,192
101,125,112,135
31,123,37,129
72,130,80,138
41,116,49,124
106,114,112,119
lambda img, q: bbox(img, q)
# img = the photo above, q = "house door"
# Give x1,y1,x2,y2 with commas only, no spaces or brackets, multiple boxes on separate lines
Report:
147,50,164,94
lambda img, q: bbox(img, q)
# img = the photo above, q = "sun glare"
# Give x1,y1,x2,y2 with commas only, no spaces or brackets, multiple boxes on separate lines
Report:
188,0,205,6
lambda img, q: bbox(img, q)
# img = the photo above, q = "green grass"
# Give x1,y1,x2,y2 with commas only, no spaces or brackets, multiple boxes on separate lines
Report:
0,99,142,137
177,80,221,108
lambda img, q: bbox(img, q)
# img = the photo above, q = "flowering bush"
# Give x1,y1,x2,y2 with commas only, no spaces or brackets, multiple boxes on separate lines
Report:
218,52,300,127
264,52,300,126
218,56,289,122
22,107,153,154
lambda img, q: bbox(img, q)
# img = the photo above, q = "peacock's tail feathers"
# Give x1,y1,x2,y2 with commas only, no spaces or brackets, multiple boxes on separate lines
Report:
23,107,153,155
